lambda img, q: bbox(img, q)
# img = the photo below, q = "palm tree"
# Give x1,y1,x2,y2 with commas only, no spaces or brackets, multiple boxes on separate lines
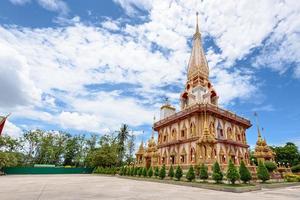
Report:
116,124,130,166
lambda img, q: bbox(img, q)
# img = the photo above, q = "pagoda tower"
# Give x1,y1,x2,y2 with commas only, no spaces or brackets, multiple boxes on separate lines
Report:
138,13,252,171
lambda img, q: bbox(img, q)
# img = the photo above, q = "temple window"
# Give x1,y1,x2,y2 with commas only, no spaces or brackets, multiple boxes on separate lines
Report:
217,122,223,138
162,157,166,164
222,155,226,163
181,130,185,138
190,123,196,137
170,156,176,165
180,155,185,163
227,127,232,140
237,134,241,141
163,135,167,142
172,129,177,140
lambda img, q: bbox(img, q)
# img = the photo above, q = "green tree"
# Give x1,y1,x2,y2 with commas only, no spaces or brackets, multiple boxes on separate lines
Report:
271,142,300,166
134,167,138,176
257,161,270,183
195,164,201,177
119,166,125,176
168,165,174,179
159,164,166,179
186,165,195,182
239,160,252,184
116,124,130,166
175,165,183,181
85,134,119,168
125,133,135,165
264,161,277,172
226,159,240,184
148,167,153,177
212,161,223,183
138,167,142,176
154,166,159,177
130,167,135,176
199,163,209,181
142,167,147,177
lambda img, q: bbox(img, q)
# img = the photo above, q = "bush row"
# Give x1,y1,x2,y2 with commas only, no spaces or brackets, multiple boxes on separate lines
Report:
93,166,117,175
119,160,266,184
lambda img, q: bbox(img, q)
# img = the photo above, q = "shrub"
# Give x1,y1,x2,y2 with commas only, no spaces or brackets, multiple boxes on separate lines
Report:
119,166,124,176
195,164,201,177
264,161,277,172
142,167,147,177
199,163,208,181
257,161,270,183
130,167,135,176
154,166,159,177
175,165,183,181
291,164,300,173
239,160,252,184
212,161,223,183
159,164,166,179
133,167,138,176
226,159,240,184
148,167,153,177
93,167,116,175
138,167,142,177
186,165,195,182
284,173,300,182
168,165,174,178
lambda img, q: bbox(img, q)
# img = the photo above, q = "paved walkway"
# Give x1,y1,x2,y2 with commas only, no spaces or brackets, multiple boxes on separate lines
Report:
0,175,299,200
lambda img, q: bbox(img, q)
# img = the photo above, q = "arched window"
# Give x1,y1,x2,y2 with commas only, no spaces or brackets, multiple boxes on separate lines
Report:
190,122,196,137
172,129,177,140
181,125,187,139
217,122,223,137
227,127,232,140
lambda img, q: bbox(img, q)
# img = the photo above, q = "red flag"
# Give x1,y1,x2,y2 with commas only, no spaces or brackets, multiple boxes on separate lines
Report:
0,116,7,136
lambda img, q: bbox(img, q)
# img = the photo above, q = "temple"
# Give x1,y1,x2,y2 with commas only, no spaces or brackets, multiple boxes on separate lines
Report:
136,14,253,171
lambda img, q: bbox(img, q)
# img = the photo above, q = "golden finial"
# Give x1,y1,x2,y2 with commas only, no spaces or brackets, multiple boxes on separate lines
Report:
254,112,262,139
195,12,200,35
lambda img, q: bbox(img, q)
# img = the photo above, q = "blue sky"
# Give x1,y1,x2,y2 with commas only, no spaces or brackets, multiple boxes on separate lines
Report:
0,0,300,149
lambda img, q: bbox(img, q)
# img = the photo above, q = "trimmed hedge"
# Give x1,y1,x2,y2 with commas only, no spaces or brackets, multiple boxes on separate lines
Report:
93,167,117,175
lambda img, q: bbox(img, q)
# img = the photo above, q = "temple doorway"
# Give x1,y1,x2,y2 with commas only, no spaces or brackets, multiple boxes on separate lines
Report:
170,155,175,165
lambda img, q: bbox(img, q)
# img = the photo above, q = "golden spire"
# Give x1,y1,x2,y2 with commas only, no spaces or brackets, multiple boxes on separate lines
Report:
194,12,200,38
254,112,262,141
187,12,209,80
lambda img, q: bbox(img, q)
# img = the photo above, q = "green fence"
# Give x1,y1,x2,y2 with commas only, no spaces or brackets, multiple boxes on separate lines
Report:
3,167,93,174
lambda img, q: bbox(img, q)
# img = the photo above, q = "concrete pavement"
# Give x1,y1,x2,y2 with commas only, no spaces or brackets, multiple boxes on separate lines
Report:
0,174,299,200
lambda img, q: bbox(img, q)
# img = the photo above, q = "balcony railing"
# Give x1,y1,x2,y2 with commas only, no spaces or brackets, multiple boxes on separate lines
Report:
154,103,251,129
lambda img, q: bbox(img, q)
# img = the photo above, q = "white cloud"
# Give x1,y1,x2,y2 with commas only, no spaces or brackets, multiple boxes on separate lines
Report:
1,0,300,134
9,0,31,5
10,0,69,16
113,0,153,16
0,40,41,108
3,120,23,138
37,0,69,15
